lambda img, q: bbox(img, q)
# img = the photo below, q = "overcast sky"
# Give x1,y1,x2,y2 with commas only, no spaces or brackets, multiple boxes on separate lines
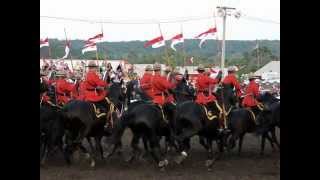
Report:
40,0,280,41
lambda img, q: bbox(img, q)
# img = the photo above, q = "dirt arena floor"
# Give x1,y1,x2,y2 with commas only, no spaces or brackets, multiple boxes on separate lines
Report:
40,129,280,180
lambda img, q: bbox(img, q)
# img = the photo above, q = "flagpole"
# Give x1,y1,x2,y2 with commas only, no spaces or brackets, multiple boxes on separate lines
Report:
64,28,74,72
157,23,169,66
256,39,260,68
181,24,186,67
48,38,52,59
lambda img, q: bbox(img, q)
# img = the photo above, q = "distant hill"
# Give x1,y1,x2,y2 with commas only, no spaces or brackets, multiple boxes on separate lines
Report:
40,39,280,62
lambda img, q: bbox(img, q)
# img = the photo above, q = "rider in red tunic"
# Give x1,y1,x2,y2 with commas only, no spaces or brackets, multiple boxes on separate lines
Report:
242,73,262,116
83,61,111,129
195,64,226,131
222,66,242,98
151,63,175,106
195,64,221,105
140,65,154,100
55,71,75,106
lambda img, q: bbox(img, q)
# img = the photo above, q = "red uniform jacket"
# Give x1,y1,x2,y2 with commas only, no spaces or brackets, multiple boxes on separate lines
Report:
140,73,154,98
56,79,75,105
84,71,108,102
195,73,219,105
242,80,260,107
222,74,242,97
76,81,86,101
151,73,175,105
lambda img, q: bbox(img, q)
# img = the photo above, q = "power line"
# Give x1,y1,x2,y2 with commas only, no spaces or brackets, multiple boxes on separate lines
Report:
40,15,279,25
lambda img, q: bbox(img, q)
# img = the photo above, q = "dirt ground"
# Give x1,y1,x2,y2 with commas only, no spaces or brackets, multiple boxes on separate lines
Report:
40,129,280,180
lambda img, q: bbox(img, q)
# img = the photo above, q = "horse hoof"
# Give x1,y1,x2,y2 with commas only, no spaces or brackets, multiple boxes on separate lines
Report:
158,159,168,168
125,155,134,163
85,153,91,160
205,159,214,167
103,152,111,159
90,159,96,168
159,167,166,172
174,156,185,165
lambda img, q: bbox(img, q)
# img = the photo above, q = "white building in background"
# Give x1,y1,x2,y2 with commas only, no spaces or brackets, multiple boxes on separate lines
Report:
255,61,280,83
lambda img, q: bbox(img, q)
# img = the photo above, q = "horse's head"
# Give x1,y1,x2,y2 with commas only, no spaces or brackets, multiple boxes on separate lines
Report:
258,91,279,105
174,79,196,102
108,81,126,110
216,84,237,111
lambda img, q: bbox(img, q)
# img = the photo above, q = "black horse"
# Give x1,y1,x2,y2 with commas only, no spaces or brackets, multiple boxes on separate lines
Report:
173,78,195,103
172,100,225,170
105,100,176,170
61,82,126,167
40,80,66,165
226,92,280,155
256,92,280,153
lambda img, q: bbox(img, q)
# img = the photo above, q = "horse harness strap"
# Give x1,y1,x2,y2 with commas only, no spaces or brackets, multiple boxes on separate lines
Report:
92,103,107,118
157,105,168,124
201,105,217,121
42,100,63,109
246,108,256,124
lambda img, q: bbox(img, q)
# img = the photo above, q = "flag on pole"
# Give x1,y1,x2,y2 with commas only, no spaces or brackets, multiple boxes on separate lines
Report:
144,35,165,48
170,33,184,51
62,41,71,59
195,27,217,48
82,42,97,54
40,38,49,48
86,33,104,44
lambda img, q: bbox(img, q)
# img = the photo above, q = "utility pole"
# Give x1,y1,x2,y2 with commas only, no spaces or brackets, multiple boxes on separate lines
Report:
217,6,236,77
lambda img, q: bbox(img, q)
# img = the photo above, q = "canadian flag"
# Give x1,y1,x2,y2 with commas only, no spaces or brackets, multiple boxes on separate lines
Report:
40,38,49,48
170,33,183,51
195,27,217,48
86,33,104,44
82,42,97,54
144,35,165,48
62,41,71,59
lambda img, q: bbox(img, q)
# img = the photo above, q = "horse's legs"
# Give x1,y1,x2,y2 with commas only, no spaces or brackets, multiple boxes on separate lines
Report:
149,134,168,169
95,136,104,160
260,133,267,156
127,134,141,163
199,136,209,150
238,133,245,155
40,140,48,166
270,127,280,150
265,133,275,151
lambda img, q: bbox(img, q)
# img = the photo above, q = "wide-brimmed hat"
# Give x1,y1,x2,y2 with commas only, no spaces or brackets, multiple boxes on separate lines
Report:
164,66,172,72
228,66,237,72
145,65,153,71
197,64,205,71
248,72,258,80
55,70,66,77
153,63,161,71
86,61,98,67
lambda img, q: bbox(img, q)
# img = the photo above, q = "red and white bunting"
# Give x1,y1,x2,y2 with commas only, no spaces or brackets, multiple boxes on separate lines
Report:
62,41,71,59
86,33,104,44
40,38,49,48
144,35,165,48
170,33,183,51
195,27,217,48
82,42,97,54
